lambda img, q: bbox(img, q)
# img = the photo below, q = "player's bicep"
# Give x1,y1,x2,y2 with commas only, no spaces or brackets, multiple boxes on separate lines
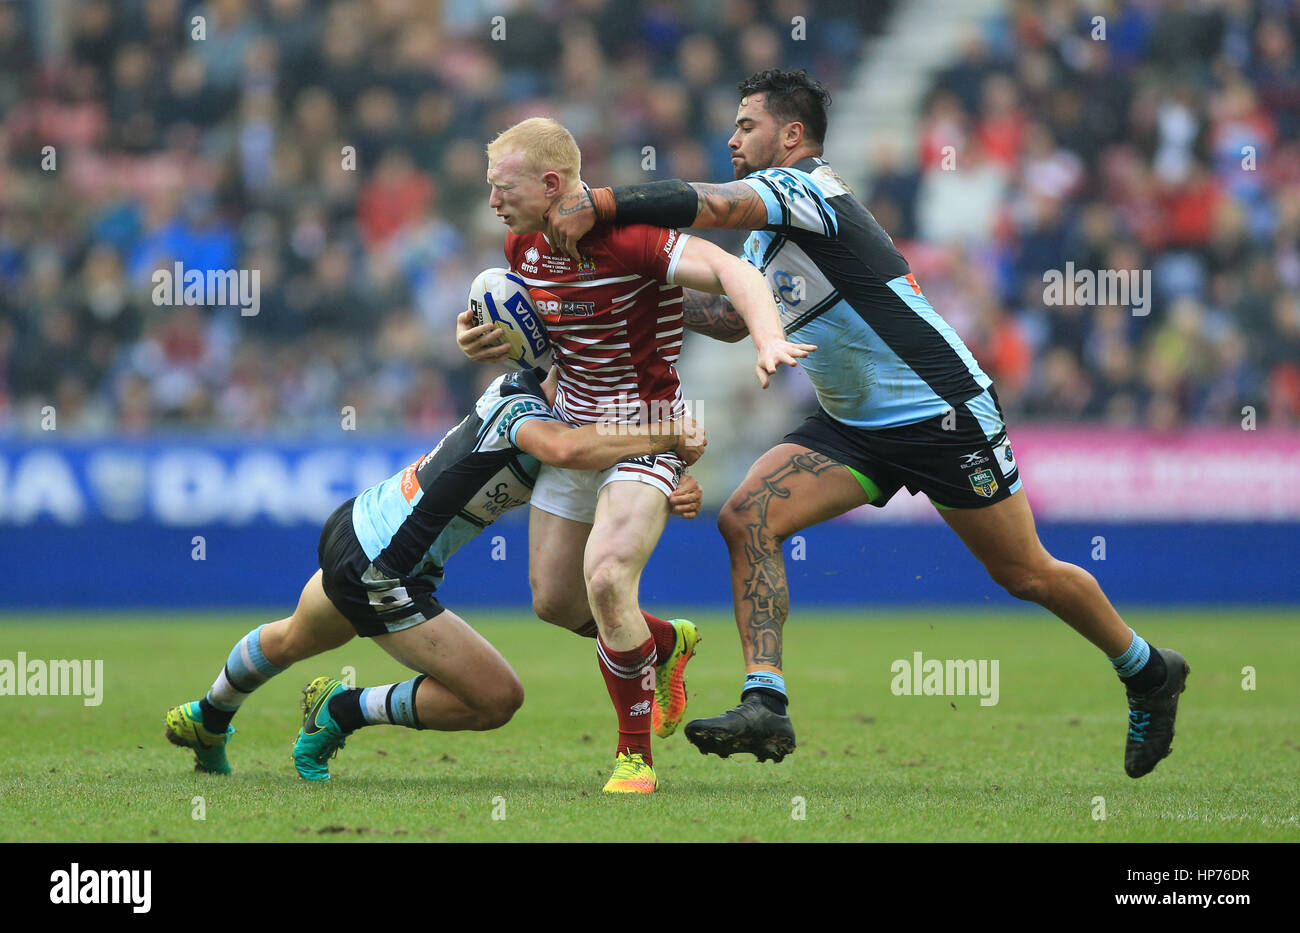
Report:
668,236,729,294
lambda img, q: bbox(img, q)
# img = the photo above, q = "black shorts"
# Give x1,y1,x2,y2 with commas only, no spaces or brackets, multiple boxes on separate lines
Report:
784,387,1022,510
318,498,445,637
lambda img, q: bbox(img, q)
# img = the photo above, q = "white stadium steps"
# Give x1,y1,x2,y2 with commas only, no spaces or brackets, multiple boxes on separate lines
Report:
824,0,1007,190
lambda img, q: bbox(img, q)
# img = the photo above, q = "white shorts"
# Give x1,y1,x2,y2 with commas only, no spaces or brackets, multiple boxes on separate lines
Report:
530,454,686,524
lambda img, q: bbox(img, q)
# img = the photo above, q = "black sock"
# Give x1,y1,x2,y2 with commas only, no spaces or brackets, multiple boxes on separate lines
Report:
742,687,788,714
328,688,366,732
1120,647,1167,695
199,697,234,732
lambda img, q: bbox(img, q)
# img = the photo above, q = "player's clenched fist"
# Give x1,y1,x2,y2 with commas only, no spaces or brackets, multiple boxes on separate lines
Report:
456,308,511,362
668,474,703,520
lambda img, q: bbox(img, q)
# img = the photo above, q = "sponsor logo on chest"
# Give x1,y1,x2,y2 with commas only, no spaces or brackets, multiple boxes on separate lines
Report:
529,287,597,320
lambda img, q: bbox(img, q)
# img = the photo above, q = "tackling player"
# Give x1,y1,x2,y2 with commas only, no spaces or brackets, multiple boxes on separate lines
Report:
547,69,1189,778
457,117,813,792
163,368,704,780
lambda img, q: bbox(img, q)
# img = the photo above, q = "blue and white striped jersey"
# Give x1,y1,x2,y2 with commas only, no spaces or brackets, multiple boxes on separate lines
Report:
739,157,991,429
350,371,554,590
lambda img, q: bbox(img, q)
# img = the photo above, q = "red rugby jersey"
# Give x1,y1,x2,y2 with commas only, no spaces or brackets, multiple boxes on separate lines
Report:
505,225,691,426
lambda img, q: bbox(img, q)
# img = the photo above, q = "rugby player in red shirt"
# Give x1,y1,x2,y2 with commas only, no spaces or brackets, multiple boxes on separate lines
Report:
457,117,813,792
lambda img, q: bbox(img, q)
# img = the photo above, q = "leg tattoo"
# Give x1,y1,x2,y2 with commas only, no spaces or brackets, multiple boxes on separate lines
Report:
732,452,842,668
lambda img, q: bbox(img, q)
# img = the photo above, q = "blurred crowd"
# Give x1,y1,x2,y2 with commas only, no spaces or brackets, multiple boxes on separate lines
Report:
868,0,1300,428
0,0,867,436
0,0,1297,440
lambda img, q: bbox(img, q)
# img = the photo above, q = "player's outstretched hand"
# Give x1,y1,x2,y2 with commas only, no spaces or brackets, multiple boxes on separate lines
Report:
674,415,707,466
545,189,597,260
754,338,817,388
457,308,511,362
669,474,703,520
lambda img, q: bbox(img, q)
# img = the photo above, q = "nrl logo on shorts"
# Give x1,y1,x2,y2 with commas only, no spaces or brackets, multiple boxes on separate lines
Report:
969,468,999,498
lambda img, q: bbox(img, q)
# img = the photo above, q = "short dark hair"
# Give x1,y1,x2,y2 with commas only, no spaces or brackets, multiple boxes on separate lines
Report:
737,69,832,148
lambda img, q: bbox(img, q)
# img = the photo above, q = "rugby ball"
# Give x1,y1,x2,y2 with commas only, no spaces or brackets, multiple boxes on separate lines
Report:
468,268,552,371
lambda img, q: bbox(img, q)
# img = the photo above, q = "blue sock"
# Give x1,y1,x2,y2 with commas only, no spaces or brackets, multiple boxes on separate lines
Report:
742,670,787,711
203,625,286,728
1108,629,1150,679
356,675,426,729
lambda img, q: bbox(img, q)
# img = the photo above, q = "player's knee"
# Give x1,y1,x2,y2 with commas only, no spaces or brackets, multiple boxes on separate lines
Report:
584,556,636,610
474,678,525,730
718,499,756,548
531,591,563,624
719,498,784,551
530,585,585,628
270,619,311,665
991,564,1051,604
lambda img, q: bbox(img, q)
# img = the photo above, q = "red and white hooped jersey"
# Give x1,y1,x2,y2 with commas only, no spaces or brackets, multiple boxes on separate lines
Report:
504,224,691,426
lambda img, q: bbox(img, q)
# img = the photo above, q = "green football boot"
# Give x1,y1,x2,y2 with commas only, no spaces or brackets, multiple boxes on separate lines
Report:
653,619,700,738
293,677,352,781
164,701,235,774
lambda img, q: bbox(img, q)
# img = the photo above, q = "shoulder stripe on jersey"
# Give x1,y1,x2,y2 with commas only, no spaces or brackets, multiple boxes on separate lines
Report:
760,168,836,236
809,189,837,237
754,175,789,227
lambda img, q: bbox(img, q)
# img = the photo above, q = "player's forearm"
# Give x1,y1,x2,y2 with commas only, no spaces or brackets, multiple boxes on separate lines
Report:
715,261,787,350
682,289,749,343
589,180,768,231
558,422,682,470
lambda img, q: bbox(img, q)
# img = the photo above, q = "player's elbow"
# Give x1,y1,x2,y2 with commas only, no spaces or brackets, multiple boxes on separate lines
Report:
549,435,595,470
529,432,583,470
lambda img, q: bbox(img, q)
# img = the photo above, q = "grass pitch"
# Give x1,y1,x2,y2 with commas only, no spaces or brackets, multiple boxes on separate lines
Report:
1,609,1296,843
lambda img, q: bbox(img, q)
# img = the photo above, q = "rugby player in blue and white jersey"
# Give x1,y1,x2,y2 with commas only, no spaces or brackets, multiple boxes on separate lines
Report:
163,368,704,780
548,69,1188,778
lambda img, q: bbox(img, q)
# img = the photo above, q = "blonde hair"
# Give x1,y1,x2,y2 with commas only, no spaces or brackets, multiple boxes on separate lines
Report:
486,117,581,183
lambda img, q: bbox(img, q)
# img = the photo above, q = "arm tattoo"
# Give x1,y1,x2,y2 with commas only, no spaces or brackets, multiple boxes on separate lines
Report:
690,182,770,230
732,452,842,668
681,288,749,343
554,190,593,217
